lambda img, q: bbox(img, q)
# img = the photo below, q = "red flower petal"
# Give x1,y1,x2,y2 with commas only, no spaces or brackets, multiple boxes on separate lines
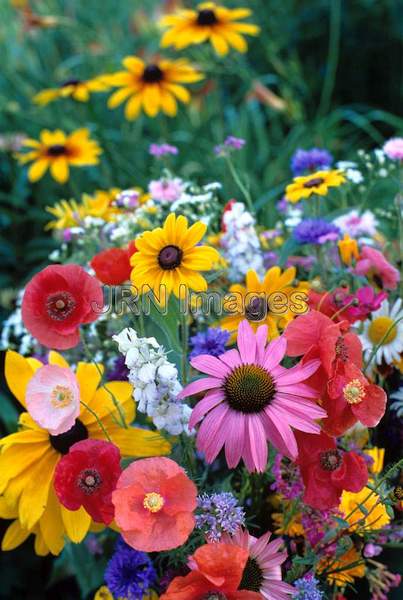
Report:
351,383,387,427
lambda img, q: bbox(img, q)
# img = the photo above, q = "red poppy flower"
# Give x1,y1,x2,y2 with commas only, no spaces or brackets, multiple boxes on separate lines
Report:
285,310,362,395
323,362,387,436
296,431,368,510
90,242,137,285
112,457,197,552
54,439,122,524
309,287,387,325
22,264,103,349
160,543,262,600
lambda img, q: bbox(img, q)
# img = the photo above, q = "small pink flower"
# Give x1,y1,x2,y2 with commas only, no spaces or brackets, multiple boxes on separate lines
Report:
179,320,326,472
25,364,80,435
383,137,403,161
354,246,399,290
148,178,184,202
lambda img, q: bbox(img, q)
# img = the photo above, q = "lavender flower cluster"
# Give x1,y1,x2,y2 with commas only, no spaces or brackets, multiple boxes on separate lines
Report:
195,492,245,542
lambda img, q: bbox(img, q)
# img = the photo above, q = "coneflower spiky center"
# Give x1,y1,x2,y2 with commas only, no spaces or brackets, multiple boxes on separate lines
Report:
224,364,276,413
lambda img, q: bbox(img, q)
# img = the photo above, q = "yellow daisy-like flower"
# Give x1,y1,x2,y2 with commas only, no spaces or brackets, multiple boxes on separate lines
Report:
220,267,309,342
45,198,85,231
33,77,109,106
285,169,346,203
130,213,219,301
272,510,304,537
318,547,365,586
339,486,391,532
93,586,158,600
160,2,260,56
16,128,102,184
105,56,204,119
0,350,170,556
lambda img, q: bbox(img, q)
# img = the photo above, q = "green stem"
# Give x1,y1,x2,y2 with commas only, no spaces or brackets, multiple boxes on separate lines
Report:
225,154,254,213
364,315,403,373
80,400,111,442
180,312,189,384
318,0,342,116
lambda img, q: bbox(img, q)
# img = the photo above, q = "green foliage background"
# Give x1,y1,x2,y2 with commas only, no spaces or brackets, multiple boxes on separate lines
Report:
0,0,402,598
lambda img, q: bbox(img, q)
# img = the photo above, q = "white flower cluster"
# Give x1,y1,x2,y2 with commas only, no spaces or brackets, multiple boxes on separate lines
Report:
113,327,192,436
0,290,34,355
170,181,222,226
220,202,264,282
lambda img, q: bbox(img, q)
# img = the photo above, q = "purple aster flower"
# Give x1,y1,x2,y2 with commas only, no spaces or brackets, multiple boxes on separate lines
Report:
294,574,324,599
115,189,140,209
149,143,178,157
105,538,156,599
293,218,340,245
189,327,230,359
107,355,129,381
195,492,245,542
291,148,333,175
224,135,246,150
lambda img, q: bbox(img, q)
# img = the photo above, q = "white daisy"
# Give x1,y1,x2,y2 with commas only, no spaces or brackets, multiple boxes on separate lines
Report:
360,298,403,365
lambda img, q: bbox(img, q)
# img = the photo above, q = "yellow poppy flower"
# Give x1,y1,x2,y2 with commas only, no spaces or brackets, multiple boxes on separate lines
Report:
220,267,309,342
160,2,260,56
339,486,390,532
318,547,365,586
105,56,204,119
338,233,359,265
0,350,170,556
33,77,109,106
16,128,102,184
365,447,385,475
285,169,346,203
130,213,219,302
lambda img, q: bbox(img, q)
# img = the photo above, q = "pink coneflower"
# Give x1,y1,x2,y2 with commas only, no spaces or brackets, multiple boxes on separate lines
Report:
179,320,326,472
221,528,295,599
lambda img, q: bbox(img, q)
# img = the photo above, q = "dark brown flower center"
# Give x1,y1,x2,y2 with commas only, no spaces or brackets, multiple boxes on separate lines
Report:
49,419,88,454
61,79,81,87
303,177,324,188
335,336,348,362
224,364,276,413
197,8,218,25
46,144,68,157
46,291,76,320
245,296,267,322
239,557,264,592
319,449,342,471
201,594,227,600
158,245,183,270
142,64,164,83
77,468,102,494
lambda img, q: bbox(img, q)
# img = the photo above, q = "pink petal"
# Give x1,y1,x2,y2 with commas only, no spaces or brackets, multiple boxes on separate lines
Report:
262,410,298,459
262,336,287,371
264,538,284,556
196,403,229,463
270,405,321,434
275,359,320,385
224,410,246,468
237,320,256,364
219,348,242,369
190,354,230,378
273,395,327,419
189,390,225,428
178,376,222,399
256,324,268,362
245,414,268,472
260,551,288,569
250,530,272,558
277,382,318,399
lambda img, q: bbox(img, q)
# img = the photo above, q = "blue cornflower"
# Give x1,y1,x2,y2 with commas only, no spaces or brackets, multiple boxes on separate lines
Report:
105,538,156,600
195,492,245,542
293,218,340,245
291,148,333,175
189,327,230,359
294,574,324,599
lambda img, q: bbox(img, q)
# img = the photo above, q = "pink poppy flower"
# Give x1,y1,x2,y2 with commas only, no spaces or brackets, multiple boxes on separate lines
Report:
221,528,295,599
25,364,80,435
354,246,399,290
179,320,326,472
112,457,197,552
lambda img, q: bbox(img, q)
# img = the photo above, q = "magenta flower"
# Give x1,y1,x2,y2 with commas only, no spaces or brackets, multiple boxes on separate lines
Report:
179,320,326,472
354,246,399,290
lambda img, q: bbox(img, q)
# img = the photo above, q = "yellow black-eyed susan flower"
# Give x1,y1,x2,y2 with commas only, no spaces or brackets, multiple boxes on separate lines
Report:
104,56,204,119
285,170,346,203
160,2,259,56
16,128,102,184
130,213,219,301
0,351,170,556
33,77,109,106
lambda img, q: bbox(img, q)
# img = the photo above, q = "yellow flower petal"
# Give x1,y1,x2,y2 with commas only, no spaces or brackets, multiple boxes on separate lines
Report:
19,449,59,529
76,362,104,405
48,351,70,368
2,520,31,551
4,350,37,408
107,426,171,458
61,505,92,543
39,487,65,555
50,157,69,184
